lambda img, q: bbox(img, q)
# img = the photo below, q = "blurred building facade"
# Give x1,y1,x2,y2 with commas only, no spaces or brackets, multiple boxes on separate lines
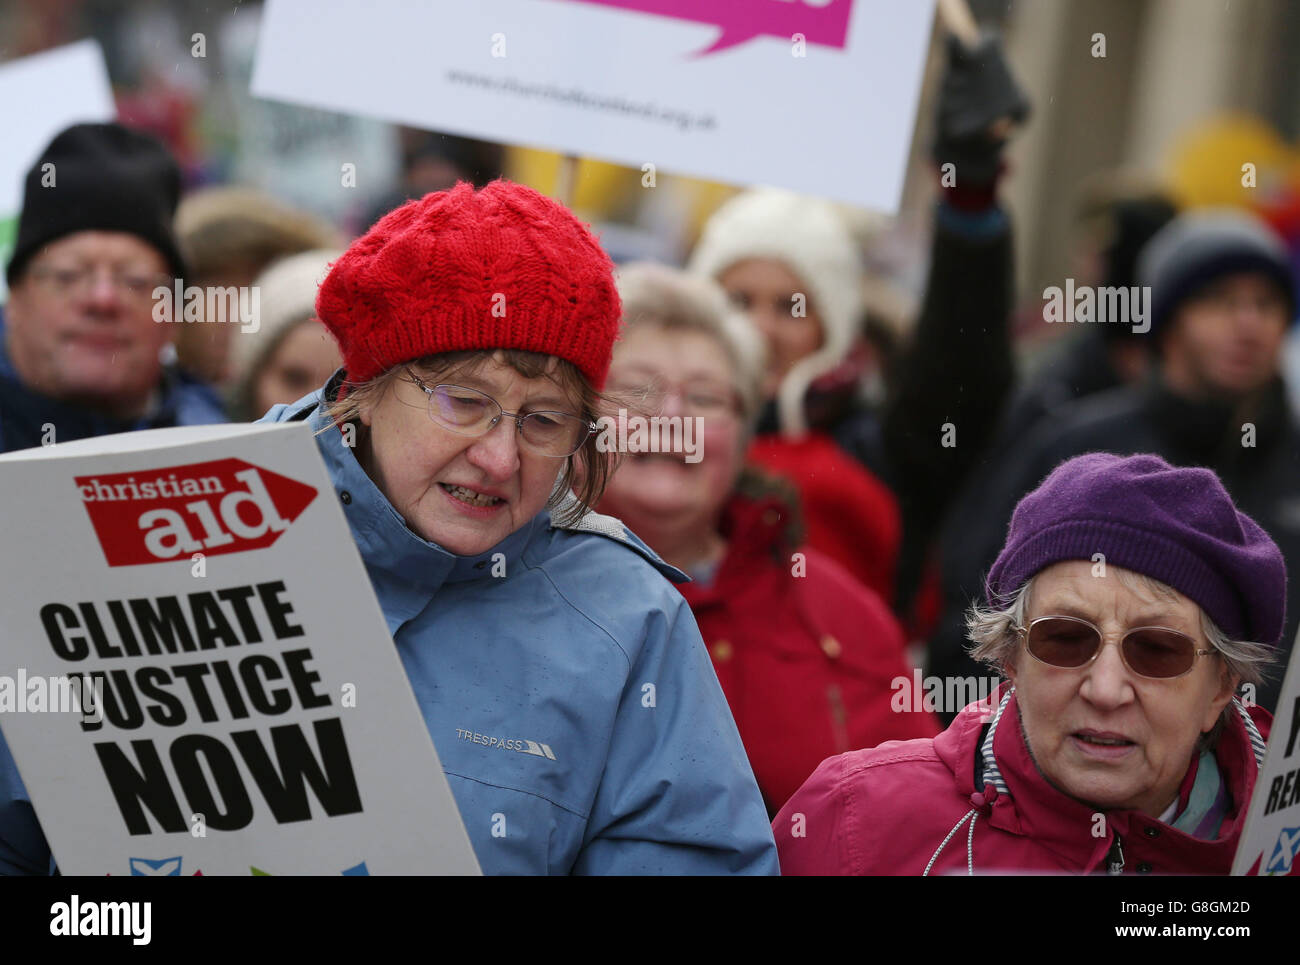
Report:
4,0,1300,325
999,0,1300,306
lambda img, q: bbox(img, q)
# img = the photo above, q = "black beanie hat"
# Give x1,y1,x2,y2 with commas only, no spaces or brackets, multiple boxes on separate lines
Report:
1138,209,1295,338
4,122,186,286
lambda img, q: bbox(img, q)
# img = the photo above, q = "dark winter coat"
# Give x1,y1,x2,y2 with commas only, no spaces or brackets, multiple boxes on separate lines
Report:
0,311,225,452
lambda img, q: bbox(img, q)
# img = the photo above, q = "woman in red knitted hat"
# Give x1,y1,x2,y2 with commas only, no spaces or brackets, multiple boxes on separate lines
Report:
260,180,777,876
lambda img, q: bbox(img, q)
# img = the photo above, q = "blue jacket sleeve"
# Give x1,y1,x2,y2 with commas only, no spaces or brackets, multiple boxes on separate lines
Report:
0,728,53,875
571,597,779,875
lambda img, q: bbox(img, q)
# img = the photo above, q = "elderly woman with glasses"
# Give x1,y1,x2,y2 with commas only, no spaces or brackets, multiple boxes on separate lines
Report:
775,452,1289,875
260,181,777,875
597,263,938,818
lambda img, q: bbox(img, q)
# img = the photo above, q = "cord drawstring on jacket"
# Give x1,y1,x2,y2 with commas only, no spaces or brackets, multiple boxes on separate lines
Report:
924,687,1015,876
924,808,979,876
1234,697,1266,768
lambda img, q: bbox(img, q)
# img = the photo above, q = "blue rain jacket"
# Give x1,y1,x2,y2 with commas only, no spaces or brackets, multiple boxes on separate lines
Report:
0,385,777,875
266,390,778,874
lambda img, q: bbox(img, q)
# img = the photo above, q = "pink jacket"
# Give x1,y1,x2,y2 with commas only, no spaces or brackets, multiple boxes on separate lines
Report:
774,685,1280,875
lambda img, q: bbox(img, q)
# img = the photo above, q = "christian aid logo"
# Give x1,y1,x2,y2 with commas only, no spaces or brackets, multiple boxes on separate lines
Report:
75,459,317,566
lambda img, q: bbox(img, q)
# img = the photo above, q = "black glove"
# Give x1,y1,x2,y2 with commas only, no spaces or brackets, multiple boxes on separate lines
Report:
933,32,1031,186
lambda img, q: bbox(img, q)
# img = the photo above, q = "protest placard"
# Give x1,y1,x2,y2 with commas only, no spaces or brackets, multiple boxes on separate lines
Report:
250,0,935,212
1232,638,1300,875
0,39,116,300
0,422,481,875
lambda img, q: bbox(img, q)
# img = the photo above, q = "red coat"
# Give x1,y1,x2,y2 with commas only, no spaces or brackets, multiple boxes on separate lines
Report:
679,486,938,816
747,432,900,604
774,685,1282,875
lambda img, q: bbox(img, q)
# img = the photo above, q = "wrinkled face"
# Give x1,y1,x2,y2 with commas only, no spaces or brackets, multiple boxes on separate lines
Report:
599,326,745,536
1162,272,1289,399
357,352,578,556
5,232,172,417
716,257,823,397
1007,561,1237,818
252,319,342,417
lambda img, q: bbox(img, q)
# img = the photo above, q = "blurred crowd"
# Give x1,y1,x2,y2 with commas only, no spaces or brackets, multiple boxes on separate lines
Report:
4,5,1300,826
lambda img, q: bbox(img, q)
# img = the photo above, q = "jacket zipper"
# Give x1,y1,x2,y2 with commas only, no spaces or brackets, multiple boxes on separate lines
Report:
1106,833,1125,875
827,684,850,752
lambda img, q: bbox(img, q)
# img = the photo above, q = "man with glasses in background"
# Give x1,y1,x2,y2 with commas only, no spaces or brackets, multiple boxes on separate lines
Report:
0,122,225,453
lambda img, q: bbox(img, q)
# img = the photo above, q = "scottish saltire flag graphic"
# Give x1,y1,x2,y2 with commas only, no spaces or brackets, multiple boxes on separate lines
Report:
1265,826,1300,874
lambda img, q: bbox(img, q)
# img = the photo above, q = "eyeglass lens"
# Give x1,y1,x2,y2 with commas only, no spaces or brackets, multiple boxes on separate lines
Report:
1025,617,1199,678
424,383,586,456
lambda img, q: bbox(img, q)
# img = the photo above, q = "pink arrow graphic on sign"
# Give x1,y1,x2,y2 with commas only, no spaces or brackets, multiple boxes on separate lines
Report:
554,0,855,56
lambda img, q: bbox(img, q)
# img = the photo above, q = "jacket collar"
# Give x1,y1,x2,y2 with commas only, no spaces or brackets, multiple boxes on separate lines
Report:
681,485,797,605
984,688,1113,866
937,683,1264,871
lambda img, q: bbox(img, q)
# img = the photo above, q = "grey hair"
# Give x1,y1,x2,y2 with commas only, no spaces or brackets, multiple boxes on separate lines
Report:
965,569,1274,744
614,261,768,429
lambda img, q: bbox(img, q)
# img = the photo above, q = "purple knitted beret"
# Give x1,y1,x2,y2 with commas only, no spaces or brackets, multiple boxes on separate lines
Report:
985,452,1287,644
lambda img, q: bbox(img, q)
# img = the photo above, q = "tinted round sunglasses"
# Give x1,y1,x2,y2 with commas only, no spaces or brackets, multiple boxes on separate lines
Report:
1013,615,1214,680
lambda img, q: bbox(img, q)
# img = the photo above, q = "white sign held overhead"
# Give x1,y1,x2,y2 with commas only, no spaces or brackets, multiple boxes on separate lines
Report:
0,39,116,217
0,40,116,300
0,422,480,876
251,0,936,212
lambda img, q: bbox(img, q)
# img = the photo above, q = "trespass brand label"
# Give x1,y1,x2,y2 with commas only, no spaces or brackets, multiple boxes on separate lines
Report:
75,459,317,566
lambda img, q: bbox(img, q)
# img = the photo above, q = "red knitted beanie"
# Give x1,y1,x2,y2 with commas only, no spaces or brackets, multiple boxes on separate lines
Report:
316,179,620,390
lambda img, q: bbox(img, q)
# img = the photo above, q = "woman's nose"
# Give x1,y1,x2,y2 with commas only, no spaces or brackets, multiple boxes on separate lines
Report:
1079,637,1136,709
465,418,521,479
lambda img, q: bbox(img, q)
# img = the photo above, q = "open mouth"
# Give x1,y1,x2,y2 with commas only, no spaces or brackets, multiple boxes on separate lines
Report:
1071,731,1137,758
1074,734,1134,747
438,483,503,508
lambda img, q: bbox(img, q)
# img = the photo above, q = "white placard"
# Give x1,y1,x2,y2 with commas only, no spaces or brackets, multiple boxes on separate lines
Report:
0,422,481,875
250,0,935,212
0,40,116,217
0,40,116,301
1232,638,1300,875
